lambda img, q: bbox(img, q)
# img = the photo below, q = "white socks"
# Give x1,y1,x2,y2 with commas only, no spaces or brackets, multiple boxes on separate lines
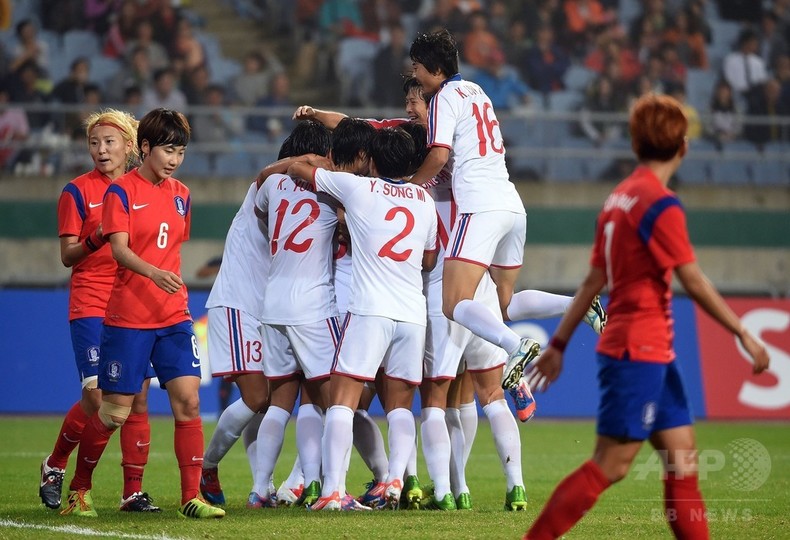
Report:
321,405,354,497
421,407,452,499
253,406,291,496
506,290,572,320
296,404,324,486
385,408,416,485
459,401,478,464
283,454,304,489
353,409,388,481
483,399,523,490
242,412,263,480
445,407,468,496
204,398,256,469
453,299,521,354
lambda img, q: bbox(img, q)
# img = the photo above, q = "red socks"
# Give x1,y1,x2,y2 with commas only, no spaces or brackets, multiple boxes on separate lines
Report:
120,411,150,498
664,473,710,539
174,418,204,504
49,402,90,470
70,414,116,492
526,460,611,540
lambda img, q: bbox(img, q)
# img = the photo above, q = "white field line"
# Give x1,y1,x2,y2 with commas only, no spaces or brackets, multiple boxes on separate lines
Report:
0,519,187,540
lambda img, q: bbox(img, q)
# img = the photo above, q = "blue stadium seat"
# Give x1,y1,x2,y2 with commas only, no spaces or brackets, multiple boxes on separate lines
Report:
686,69,717,112
709,20,742,52
62,30,100,65
545,137,593,182
710,140,757,185
215,152,256,178
754,142,790,186
88,56,122,90
618,0,641,26
547,90,583,112
209,58,242,84
563,65,596,92
678,139,717,185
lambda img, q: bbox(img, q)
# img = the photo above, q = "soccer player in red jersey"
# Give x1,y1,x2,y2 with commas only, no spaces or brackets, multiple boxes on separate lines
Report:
524,94,770,540
44,109,159,513
60,108,224,519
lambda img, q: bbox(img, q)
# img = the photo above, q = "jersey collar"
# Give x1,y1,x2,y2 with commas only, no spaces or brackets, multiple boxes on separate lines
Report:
381,177,407,185
440,73,462,89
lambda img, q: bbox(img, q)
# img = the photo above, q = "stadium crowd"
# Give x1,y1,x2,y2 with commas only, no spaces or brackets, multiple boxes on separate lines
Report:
0,0,789,182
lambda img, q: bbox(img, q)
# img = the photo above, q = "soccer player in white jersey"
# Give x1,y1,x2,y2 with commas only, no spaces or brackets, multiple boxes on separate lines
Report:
200,122,331,507
288,120,438,511
249,121,355,509
408,30,607,390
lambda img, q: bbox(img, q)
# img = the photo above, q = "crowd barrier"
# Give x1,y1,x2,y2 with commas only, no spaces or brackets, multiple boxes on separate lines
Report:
1,289,787,420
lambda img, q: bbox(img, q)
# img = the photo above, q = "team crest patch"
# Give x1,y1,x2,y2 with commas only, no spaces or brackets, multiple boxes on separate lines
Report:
107,361,122,382
174,196,186,216
87,346,100,365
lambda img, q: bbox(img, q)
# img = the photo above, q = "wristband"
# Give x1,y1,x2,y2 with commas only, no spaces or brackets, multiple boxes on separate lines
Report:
549,336,567,353
83,231,106,253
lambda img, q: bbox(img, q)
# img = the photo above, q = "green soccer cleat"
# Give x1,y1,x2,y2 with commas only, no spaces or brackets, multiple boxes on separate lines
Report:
60,489,98,517
455,492,472,510
424,492,457,511
504,485,528,511
400,475,423,509
178,497,226,519
294,480,320,507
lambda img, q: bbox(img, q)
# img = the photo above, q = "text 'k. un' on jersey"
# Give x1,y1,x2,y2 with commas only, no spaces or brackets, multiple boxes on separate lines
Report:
206,182,271,320
255,174,339,325
591,166,696,363
314,169,437,326
102,168,192,328
427,74,525,215
57,169,116,320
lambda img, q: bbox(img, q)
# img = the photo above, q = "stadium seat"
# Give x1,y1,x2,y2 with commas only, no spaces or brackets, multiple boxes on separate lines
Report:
62,30,100,65
88,56,122,90
209,58,242,85
547,90,583,112
545,137,593,183
617,0,642,26
563,65,596,92
710,141,757,185
686,69,717,112
709,20,742,52
754,142,790,186
215,152,256,178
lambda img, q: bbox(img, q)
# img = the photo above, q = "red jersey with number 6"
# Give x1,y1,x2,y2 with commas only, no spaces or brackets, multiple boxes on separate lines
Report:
591,166,695,363
102,168,192,328
57,169,116,320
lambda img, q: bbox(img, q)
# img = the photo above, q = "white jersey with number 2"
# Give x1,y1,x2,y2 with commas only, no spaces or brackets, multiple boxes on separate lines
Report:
427,74,525,215
314,169,437,326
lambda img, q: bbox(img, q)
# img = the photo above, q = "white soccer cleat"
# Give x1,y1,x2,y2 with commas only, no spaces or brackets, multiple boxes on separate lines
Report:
584,295,607,335
501,338,541,390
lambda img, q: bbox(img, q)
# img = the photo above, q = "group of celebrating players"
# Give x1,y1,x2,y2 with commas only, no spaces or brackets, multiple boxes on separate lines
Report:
40,27,770,540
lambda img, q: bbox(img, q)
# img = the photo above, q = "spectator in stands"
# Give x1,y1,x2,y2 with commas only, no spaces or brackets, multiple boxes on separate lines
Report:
122,84,144,118
9,19,49,73
584,28,641,84
191,84,244,148
51,58,92,104
579,74,627,146
667,83,701,140
142,67,187,112
705,79,742,147
662,7,708,70
744,78,790,148
419,0,467,36
760,11,789,72
488,0,511,42
107,46,154,104
371,24,412,107
520,0,567,39
231,50,284,107
248,72,293,141
563,0,612,55
0,85,30,171
125,19,170,72
6,60,50,130
659,42,687,87
463,10,503,70
723,28,768,97
84,0,119,35
523,24,570,94
504,18,532,78
170,17,205,73
181,64,211,106
628,0,669,46
774,54,790,103
473,48,532,110
40,0,84,34
103,0,139,59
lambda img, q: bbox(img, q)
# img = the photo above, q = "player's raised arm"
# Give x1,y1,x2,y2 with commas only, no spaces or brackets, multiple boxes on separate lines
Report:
292,105,348,130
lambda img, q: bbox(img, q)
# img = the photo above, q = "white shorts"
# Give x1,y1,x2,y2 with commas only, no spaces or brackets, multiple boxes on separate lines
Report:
446,210,526,269
262,318,342,380
333,313,424,385
207,307,265,377
424,314,506,379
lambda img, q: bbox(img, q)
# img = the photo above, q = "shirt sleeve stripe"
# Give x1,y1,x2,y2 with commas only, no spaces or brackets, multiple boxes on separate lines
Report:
638,195,682,244
62,183,86,221
106,183,130,213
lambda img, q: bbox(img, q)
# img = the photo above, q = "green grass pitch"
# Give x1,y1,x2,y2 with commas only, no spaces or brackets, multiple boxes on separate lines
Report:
0,416,787,539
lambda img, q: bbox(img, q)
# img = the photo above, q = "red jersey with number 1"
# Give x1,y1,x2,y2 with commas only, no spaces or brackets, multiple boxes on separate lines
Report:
57,169,116,320
591,166,695,363
102,168,192,328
